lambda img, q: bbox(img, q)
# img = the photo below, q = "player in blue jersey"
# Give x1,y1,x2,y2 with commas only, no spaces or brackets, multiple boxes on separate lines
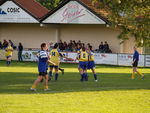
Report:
131,47,144,80
87,46,98,82
30,43,55,91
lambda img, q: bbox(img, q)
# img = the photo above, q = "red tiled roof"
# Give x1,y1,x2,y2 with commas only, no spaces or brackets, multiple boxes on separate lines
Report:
14,0,49,19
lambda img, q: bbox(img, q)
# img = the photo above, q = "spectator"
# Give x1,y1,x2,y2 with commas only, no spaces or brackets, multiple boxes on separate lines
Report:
63,41,68,51
99,42,104,53
58,40,64,51
18,43,23,61
3,40,8,49
49,42,53,51
77,40,81,45
9,40,14,47
0,41,2,49
76,44,81,52
68,40,73,51
103,41,112,53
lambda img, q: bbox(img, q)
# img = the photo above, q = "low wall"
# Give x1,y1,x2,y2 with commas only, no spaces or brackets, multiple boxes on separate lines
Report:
0,50,150,67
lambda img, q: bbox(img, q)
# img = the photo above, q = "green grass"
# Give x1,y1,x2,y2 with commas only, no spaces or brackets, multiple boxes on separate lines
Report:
0,61,150,113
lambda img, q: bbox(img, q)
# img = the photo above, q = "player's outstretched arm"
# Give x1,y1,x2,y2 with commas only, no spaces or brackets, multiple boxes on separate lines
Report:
48,60,56,65
64,56,75,61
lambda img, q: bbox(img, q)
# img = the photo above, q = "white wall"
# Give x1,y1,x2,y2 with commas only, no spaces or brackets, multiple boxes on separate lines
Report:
0,23,137,53
0,23,56,48
59,24,121,53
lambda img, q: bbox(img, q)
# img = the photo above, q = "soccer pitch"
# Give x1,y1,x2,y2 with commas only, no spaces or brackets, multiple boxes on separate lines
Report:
0,61,150,113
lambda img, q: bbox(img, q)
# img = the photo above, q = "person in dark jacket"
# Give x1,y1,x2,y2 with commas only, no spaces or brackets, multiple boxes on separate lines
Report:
18,43,23,61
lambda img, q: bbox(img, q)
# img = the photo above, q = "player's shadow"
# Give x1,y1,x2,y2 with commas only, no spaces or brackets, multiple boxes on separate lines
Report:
0,72,149,94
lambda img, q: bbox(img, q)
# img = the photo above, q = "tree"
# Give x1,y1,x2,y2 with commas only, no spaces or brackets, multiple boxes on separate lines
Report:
36,0,63,10
93,0,150,47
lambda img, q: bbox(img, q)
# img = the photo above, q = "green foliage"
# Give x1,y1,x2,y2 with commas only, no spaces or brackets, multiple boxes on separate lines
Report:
0,61,150,113
36,0,63,10
94,0,150,47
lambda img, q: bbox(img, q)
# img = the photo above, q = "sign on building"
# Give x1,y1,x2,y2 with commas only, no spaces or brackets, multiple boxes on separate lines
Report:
43,1,106,24
0,1,38,23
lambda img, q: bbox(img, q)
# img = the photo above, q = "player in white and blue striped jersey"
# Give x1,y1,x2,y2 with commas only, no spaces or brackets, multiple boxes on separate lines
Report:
30,43,54,91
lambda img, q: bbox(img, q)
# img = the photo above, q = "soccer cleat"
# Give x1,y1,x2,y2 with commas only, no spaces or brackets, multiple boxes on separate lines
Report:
44,88,51,91
61,69,64,75
95,80,98,82
141,76,144,80
30,88,36,91
131,76,134,79
80,79,83,82
48,77,52,81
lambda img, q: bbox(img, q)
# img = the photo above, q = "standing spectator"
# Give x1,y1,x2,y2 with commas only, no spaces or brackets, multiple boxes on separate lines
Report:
0,41,2,49
99,42,104,53
18,43,23,61
3,40,8,49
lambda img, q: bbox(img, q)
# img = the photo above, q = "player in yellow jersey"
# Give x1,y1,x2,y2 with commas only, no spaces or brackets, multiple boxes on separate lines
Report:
49,43,74,81
5,43,13,66
76,44,82,75
87,46,98,82
78,46,89,82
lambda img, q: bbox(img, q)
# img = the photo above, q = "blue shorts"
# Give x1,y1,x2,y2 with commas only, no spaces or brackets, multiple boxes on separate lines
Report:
6,56,12,59
79,61,88,70
88,61,95,69
49,65,59,69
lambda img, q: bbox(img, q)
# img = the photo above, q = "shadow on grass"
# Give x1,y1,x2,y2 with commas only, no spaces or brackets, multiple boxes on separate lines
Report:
1,60,149,69
0,72,149,94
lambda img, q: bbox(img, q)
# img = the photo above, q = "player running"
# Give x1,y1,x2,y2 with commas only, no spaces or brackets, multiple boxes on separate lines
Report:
78,46,89,82
5,43,13,66
49,43,73,81
131,47,144,80
30,43,55,91
87,46,98,82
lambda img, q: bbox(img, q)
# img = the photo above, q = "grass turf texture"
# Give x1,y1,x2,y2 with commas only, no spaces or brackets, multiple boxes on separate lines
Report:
0,61,150,113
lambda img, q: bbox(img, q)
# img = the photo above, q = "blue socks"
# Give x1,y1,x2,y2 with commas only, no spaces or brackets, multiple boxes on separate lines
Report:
55,73,59,81
81,73,88,81
94,74,97,80
49,72,59,81
6,61,11,65
49,71,52,77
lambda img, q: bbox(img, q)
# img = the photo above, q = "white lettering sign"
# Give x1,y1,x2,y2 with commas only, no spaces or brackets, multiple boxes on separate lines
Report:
0,1,38,23
43,1,106,24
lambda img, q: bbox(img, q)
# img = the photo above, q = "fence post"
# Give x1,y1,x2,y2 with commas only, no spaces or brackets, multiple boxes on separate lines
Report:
144,54,146,67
